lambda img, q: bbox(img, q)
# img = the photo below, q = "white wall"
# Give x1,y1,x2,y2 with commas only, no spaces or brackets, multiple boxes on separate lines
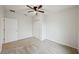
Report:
4,10,32,43
17,15,32,39
41,14,46,40
0,6,4,18
76,5,79,52
0,6,4,53
46,6,77,48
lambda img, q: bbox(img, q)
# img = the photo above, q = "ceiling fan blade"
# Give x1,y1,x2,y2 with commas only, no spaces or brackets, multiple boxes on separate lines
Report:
38,5,42,9
38,10,44,13
26,5,33,9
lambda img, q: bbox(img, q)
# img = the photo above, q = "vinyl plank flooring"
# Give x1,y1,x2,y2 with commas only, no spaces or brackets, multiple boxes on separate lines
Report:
1,37,78,54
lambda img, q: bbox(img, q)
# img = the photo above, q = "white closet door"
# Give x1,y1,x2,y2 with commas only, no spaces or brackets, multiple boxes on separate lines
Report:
0,18,4,53
5,18,17,43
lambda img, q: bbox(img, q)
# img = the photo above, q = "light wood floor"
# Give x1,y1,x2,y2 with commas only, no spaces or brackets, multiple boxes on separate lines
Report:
1,37,78,54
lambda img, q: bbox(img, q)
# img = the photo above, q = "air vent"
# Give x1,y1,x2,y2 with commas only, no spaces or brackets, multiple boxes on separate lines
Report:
9,10,15,13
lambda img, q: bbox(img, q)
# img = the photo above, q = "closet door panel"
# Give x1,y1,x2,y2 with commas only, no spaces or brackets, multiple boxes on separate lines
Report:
5,18,17,43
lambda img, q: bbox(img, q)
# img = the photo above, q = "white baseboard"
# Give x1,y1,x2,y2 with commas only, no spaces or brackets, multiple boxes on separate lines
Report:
47,38,77,49
4,35,33,44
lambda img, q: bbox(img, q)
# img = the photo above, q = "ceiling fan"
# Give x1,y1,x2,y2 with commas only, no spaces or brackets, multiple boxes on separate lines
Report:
26,5,44,15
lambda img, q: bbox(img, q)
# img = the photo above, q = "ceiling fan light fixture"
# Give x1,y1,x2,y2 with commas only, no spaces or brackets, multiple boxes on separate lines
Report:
26,5,45,15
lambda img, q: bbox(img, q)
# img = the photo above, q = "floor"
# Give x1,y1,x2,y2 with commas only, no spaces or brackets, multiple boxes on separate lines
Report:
1,37,78,54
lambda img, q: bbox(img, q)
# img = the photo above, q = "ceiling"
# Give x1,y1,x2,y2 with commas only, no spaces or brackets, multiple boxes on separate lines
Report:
3,5,75,16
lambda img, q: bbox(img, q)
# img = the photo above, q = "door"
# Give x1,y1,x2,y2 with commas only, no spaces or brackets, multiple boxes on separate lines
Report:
33,19,41,39
5,18,17,43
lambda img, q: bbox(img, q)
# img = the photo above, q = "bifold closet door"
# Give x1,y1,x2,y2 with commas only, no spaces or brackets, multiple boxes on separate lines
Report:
5,18,17,43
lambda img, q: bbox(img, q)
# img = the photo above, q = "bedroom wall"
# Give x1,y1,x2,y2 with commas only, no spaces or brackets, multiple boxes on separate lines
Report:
0,6,4,53
17,15,32,39
77,6,79,52
4,10,32,43
46,6,77,48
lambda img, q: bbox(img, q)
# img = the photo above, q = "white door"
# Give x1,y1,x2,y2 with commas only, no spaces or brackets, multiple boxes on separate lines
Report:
5,18,17,43
0,18,4,53
33,20,41,39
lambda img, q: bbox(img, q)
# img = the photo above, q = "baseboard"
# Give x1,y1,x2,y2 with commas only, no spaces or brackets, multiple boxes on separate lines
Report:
47,39,77,49
3,36,33,44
